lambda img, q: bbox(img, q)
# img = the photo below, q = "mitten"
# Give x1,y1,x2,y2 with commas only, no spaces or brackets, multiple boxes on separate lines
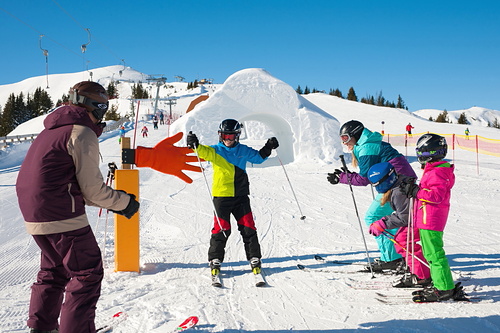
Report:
368,218,387,236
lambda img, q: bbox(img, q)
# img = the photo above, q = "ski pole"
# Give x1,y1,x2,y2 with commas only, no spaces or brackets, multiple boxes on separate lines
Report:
102,162,117,267
339,154,375,278
97,162,118,219
95,169,112,230
276,153,306,220
193,146,228,239
370,184,375,200
409,197,415,272
378,229,430,269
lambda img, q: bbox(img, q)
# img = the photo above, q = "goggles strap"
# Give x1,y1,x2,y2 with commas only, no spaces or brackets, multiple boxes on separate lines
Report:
372,168,395,186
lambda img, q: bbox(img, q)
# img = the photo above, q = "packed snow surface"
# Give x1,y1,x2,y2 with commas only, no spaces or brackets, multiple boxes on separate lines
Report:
1,68,500,332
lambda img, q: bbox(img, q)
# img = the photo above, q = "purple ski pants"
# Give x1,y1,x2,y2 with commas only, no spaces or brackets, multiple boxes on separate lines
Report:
28,226,103,333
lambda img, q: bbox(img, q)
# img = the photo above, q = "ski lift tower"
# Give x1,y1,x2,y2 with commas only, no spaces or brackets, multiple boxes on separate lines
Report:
165,97,178,121
146,75,167,116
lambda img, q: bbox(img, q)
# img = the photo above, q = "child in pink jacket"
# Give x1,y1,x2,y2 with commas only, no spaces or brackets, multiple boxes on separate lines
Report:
367,162,431,288
400,133,464,302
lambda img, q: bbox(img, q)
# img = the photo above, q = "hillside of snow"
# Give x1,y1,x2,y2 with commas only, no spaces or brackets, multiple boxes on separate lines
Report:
1,67,500,332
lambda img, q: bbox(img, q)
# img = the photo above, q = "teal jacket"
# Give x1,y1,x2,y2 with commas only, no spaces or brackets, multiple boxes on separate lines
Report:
340,128,416,186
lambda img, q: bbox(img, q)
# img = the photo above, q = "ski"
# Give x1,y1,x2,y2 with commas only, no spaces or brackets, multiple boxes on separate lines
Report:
298,263,395,276
314,255,367,266
252,267,266,287
96,311,128,332
344,277,425,290
345,279,395,290
296,263,366,274
376,292,480,304
175,316,199,332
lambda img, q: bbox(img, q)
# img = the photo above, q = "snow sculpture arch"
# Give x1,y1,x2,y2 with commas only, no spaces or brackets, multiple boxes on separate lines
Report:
171,68,343,165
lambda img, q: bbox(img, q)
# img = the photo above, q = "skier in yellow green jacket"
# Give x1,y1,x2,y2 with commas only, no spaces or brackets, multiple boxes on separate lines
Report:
186,119,279,273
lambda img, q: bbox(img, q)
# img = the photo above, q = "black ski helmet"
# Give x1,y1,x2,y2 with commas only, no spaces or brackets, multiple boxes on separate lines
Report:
218,119,242,143
339,120,364,143
415,133,448,164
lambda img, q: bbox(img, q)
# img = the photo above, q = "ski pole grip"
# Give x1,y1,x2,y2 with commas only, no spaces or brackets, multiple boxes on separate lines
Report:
339,154,348,170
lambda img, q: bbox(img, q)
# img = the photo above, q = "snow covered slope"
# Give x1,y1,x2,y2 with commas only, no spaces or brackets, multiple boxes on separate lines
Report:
0,68,500,332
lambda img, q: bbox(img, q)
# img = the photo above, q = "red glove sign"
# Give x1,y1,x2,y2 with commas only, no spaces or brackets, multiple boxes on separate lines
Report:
135,132,201,183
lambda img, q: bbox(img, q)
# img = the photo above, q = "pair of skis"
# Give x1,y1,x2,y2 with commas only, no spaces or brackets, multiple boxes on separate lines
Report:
212,267,266,288
96,312,199,332
304,255,480,304
297,255,382,274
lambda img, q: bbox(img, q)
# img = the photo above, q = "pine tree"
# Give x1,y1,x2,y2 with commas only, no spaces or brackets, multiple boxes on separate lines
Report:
132,82,149,99
347,87,358,101
107,81,119,99
57,93,70,107
105,104,120,121
0,105,3,136
376,91,386,106
361,94,375,105
296,85,303,94
30,87,53,116
0,94,17,136
457,112,468,124
304,86,310,94
337,89,344,98
14,92,30,126
396,95,406,109
435,110,449,123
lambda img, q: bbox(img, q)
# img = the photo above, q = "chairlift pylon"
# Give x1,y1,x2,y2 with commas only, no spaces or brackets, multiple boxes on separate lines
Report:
39,35,49,88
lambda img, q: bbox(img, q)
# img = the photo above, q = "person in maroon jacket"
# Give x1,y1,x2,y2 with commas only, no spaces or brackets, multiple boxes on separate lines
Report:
16,81,140,333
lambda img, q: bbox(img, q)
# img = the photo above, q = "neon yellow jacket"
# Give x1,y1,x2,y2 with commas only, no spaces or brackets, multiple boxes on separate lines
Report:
196,142,267,197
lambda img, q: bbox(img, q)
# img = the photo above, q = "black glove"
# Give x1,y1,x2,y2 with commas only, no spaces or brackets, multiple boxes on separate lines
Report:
400,180,419,198
327,169,342,185
186,131,199,149
340,166,351,174
265,137,279,149
110,193,140,219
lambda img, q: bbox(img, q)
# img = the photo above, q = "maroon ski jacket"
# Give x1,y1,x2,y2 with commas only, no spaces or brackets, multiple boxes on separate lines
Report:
16,104,130,235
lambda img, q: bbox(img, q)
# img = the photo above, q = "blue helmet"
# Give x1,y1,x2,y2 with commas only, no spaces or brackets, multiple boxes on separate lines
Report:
368,162,398,193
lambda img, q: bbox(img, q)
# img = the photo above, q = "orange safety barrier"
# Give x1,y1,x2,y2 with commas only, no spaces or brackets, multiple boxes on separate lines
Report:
382,132,500,174
383,132,500,158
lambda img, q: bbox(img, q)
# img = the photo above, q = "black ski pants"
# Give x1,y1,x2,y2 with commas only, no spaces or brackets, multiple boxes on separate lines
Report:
208,196,262,262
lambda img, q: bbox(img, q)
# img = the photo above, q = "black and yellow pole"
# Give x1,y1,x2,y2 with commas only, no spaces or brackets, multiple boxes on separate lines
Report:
114,136,140,272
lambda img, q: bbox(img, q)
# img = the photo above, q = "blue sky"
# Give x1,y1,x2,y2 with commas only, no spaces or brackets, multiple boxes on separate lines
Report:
1,0,499,112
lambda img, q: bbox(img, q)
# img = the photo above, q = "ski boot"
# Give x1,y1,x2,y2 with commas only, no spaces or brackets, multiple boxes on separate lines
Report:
210,259,222,287
250,257,262,274
392,273,432,288
366,257,404,273
412,282,466,302
210,259,221,276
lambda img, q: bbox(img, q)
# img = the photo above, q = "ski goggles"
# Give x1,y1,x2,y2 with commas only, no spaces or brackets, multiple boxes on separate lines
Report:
220,133,237,140
340,134,351,143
